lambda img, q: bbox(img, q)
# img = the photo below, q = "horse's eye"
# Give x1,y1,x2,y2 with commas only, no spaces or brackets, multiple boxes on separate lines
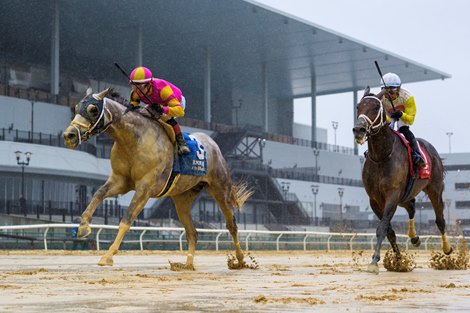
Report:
87,105,99,116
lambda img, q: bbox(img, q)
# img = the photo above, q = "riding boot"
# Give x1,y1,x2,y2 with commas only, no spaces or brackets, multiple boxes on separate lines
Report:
175,133,190,155
400,126,426,169
408,138,426,169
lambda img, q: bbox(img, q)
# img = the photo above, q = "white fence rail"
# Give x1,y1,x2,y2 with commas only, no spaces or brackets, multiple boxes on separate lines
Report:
0,224,467,252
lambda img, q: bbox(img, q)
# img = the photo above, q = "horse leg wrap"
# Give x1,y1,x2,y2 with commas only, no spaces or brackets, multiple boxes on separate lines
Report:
408,219,417,238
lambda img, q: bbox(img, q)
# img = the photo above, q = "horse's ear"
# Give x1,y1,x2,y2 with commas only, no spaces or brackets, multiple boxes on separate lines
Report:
363,86,370,97
93,87,113,101
86,87,93,96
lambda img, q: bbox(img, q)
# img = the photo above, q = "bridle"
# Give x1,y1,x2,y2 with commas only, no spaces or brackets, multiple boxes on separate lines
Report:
357,95,386,137
357,95,396,163
70,98,113,144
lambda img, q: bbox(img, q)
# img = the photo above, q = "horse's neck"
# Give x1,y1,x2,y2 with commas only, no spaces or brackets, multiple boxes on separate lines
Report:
104,99,140,146
104,99,166,148
367,126,396,161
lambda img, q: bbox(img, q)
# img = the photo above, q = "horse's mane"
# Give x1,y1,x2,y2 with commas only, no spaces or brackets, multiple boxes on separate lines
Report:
107,91,129,107
105,90,162,127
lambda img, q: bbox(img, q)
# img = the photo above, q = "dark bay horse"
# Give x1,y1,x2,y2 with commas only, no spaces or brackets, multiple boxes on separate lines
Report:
352,87,452,274
63,88,253,270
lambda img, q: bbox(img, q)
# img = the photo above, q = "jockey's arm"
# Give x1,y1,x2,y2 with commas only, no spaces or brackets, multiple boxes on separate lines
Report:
159,85,185,117
401,96,416,125
129,90,141,108
163,99,185,117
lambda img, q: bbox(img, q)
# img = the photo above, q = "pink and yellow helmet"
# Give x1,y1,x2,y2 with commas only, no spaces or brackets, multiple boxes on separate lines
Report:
129,66,153,84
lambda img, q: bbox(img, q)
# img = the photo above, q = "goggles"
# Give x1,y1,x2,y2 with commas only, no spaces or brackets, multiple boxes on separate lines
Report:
381,86,399,92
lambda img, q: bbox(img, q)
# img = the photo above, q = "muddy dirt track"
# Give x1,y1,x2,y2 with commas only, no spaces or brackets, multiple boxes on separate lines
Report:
0,250,469,312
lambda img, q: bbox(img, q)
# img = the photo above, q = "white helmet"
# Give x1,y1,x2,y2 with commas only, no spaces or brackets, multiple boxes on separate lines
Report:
381,72,401,87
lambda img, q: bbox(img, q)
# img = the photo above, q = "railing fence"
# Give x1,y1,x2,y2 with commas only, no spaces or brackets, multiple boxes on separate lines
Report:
0,224,467,252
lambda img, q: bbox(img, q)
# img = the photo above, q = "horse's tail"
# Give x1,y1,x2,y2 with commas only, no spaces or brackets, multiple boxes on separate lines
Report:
230,181,254,211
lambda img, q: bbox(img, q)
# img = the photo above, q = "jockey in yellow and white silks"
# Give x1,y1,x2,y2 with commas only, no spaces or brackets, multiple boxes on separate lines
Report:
382,87,416,126
380,72,425,168
128,66,190,155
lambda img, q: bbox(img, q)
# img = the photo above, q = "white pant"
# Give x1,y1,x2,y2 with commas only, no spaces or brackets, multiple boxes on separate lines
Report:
181,96,186,110
389,118,406,130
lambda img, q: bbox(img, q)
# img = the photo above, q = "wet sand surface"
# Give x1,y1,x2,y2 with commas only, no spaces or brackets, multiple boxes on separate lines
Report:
0,250,469,312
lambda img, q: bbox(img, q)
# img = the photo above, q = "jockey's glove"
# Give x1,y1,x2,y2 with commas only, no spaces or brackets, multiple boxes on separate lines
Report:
390,110,403,119
151,103,164,115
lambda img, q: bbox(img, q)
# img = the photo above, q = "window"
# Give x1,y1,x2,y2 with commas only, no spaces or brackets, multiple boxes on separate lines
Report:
455,201,470,209
455,182,470,190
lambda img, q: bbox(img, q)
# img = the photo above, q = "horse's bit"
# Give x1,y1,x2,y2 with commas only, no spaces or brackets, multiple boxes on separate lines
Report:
357,96,385,136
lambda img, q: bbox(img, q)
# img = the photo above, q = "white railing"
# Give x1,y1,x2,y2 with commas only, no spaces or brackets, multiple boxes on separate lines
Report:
0,224,467,252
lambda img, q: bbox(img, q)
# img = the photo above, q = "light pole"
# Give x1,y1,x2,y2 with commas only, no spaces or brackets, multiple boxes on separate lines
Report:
337,187,344,228
313,148,320,178
15,151,32,215
258,138,266,165
332,121,338,152
281,181,290,225
232,99,242,127
446,132,453,154
29,88,36,136
417,193,426,230
445,198,452,227
311,184,319,226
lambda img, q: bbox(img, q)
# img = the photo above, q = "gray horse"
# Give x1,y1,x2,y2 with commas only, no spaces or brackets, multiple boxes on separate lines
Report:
63,88,252,270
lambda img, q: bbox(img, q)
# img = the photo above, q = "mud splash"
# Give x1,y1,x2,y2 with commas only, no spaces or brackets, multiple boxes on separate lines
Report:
383,249,416,272
168,261,196,271
227,252,259,270
430,236,469,270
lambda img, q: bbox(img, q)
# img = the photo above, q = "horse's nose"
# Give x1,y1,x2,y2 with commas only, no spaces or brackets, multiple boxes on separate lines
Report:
64,131,75,141
63,129,78,148
352,126,366,135
352,125,367,145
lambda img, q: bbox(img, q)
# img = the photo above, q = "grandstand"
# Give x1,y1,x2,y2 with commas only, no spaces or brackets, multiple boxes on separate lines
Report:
1,0,467,234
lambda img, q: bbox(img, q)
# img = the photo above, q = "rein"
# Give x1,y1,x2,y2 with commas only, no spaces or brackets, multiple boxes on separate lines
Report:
71,98,113,144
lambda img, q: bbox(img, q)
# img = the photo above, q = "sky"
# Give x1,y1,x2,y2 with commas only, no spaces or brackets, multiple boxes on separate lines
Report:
257,0,469,154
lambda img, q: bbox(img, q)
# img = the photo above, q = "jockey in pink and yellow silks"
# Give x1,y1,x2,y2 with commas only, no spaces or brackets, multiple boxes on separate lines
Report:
128,66,190,155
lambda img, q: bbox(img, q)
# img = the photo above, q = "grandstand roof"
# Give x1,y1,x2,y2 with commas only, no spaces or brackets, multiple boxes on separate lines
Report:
0,0,450,99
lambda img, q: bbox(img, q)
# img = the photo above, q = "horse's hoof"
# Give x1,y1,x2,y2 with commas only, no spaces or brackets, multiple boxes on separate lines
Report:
411,236,421,247
98,255,114,266
77,225,91,238
444,246,453,255
366,264,379,274
169,261,195,271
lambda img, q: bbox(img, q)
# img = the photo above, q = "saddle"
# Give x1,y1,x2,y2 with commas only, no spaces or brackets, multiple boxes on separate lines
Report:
392,130,431,180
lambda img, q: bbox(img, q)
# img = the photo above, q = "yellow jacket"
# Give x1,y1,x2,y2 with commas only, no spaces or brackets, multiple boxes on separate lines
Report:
381,87,416,125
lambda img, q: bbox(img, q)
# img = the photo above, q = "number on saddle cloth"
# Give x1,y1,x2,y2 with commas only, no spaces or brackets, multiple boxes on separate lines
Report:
172,133,207,176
